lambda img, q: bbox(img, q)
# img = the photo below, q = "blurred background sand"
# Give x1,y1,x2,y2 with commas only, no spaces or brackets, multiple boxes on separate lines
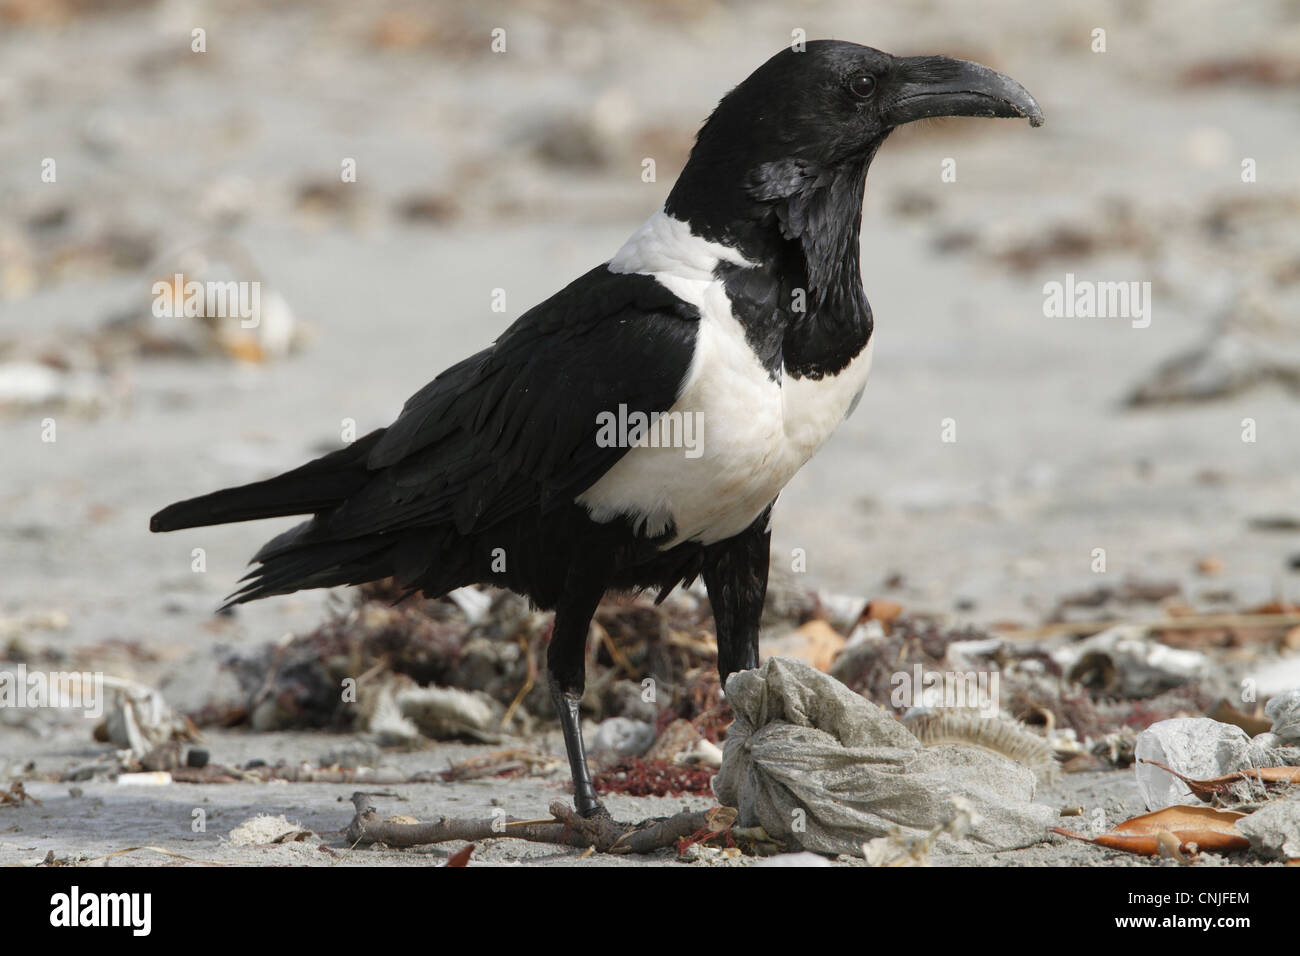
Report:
2,0,1299,655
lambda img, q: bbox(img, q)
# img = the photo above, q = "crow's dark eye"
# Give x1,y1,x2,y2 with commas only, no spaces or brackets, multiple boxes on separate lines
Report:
849,74,877,98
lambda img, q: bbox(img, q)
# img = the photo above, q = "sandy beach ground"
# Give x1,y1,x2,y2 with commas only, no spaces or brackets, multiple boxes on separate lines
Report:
1,0,1299,866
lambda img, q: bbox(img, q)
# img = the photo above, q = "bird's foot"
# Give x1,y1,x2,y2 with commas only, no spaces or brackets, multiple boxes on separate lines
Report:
577,800,612,821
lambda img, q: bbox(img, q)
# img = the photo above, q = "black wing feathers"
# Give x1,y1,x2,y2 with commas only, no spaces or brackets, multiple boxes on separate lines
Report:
324,267,699,539
148,429,386,532
151,265,700,604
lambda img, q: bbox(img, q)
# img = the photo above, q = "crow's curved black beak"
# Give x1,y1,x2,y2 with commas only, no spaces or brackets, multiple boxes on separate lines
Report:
884,55,1044,128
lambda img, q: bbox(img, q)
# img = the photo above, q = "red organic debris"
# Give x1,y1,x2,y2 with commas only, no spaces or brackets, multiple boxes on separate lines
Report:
591,758,715,797
0,782,39,807
445,844,475,867
676,806,739,856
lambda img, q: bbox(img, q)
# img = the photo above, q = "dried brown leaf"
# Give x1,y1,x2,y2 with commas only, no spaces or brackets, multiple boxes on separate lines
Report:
1051,805,1250,856
445,844,474,867
1139,759,1300,801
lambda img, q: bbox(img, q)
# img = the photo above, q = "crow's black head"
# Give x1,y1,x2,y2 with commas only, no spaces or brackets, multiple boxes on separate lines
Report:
667,40,1042,261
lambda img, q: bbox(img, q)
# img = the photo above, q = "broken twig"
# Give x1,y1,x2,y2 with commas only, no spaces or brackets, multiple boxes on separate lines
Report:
344,791,728,855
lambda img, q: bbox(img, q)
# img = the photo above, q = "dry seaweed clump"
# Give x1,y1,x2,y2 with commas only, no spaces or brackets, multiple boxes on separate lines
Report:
203,572,1268,789
218,580,732,739
830,616,990,708
825,602,1258,779
230,585,486,732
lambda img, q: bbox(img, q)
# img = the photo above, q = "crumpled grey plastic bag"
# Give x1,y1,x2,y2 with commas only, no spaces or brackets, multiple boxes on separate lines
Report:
713,657,1055,856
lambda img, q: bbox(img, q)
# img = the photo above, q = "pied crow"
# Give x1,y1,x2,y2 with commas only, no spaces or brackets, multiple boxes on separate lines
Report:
151,41,1043,819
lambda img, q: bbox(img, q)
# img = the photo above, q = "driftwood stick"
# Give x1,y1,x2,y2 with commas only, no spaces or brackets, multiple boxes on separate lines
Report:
344,791,720,854
1011,612,1300,639
170,764,439,785
545,800,718,853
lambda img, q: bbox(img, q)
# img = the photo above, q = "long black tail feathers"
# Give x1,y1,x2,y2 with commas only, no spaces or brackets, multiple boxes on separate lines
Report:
149,429,385,532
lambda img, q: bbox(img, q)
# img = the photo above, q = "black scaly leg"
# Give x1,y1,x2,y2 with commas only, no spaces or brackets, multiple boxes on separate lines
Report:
547,576,609,818
703,503,773,688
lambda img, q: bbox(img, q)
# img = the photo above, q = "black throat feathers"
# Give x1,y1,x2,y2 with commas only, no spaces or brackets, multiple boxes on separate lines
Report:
666,139,884,381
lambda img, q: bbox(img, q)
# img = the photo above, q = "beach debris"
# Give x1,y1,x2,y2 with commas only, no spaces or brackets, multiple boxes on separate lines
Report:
366,681,422,747
1048,577,1182,620
169,761,436,786
1156,830,1195,864
1051,806,1251,857
1180,55,1300,89
1257,688,1300,747
760,619,845,672
714,658,1054,856
1249,516,1300,532
116,239,306,363
644,717,704,762
344,791,730,856
943,636,1003,671
388,683,513,743
968,199,1156,273
905,711,1059,783
1051,625,1208,698
605,679,659,723
521,92,692,177
396,192,461,225
295,179,360,219
592,758,715,797
675,843,744,864
0,361,109,413
444,586,494,625
0,781,39,807
1087,728,1138,769
114,771,172,786
830,617,989,711
1196,555,1224,576
862,796,978,867
236,595,474,731
590,717,656,759
526,111,618,171
97,678,198,760
0,243,309,416
1128,287,1300,405
227,814,313,847
1138,759,1300,803
675,737,724,769
0,609,69,641
226,582,731,735
814,591,871,633
445,844,475,867
157,648,249,728
1208,698,1274,736
1134,717,1273,809
438,749,562,782
1235,791,1300,861
675,806,741,859
863,599,904,629
0,238,309,417
315,740,381,770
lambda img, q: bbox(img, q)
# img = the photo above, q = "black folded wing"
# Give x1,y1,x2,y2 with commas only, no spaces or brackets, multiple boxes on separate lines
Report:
321,265,700,542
